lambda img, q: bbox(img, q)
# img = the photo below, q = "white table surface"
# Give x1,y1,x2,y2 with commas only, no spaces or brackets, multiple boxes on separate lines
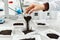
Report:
0,13,60,40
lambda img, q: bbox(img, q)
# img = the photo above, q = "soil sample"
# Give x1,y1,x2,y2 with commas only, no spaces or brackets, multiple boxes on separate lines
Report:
0,30,12,35
13,23,24,25
23,16,33,34
37,23,46,25
21,38,35,40
47,33,59,39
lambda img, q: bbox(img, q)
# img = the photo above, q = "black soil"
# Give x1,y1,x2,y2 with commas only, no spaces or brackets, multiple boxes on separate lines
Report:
21,38,35,40
47,33,59,39
0,30,12,35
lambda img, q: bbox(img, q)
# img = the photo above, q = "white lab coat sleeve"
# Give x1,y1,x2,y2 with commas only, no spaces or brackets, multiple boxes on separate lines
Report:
49,0,60,11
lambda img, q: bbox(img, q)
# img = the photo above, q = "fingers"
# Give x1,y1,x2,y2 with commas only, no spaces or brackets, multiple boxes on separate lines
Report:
29,7,37,14
29,8,36,14
25,4,35,14
25,4,34,10
26,4,35,10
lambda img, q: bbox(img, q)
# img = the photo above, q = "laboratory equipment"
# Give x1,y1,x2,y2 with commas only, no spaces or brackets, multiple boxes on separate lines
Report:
0,0,5,17
8,0,24,20
8,1,13,4
34,13,38,16
2,0,24,20
0,1,5,24
0,18,5,24
32,11,39,20
9,7,23,15
8,0,23,15
0,0,60,40
3,0,9,18
23,16,33,34
15,7,23,14
0,9,3,11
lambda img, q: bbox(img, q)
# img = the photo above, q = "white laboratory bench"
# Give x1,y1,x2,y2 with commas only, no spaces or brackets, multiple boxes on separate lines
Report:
0,19,15,40
0,19,60,40
0,18,26,40
0,12,60,40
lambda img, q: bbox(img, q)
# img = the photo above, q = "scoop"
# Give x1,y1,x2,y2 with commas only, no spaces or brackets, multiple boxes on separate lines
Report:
24,16,31,30
23,14,33,34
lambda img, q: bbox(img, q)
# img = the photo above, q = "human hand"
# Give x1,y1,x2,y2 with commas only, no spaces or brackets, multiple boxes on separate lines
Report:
25,4,45,14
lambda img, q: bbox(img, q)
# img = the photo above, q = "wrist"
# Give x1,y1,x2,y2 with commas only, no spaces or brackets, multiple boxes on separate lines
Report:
42,4,45,10
43,2,49,11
